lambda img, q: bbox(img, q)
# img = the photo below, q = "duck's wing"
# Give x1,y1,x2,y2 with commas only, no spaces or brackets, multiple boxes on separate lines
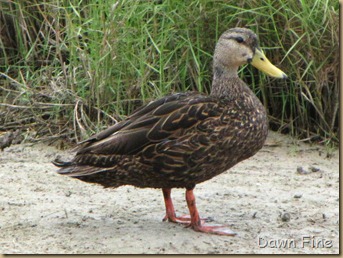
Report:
53,92,225,177
73,92,220,156
77,93,190,146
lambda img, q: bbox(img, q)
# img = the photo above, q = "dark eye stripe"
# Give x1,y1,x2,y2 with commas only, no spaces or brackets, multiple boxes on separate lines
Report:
222,35,245,43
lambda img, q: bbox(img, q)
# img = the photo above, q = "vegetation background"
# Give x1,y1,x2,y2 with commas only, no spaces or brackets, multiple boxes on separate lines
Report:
0,0,339,146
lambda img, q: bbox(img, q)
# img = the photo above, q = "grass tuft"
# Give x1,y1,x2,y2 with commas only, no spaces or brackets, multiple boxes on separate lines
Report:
0,0,339,145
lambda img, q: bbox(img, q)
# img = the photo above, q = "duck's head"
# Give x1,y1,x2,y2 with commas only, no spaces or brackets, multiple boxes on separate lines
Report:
214,28,287,79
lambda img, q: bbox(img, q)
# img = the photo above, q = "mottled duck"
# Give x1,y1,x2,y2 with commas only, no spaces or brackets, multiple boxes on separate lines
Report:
53,28,287,236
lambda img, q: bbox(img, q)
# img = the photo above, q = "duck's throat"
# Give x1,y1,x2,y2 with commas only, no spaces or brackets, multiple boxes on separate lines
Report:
210,65,247,98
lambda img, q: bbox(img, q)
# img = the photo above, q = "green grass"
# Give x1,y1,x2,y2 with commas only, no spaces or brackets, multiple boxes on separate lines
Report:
0,0,339,145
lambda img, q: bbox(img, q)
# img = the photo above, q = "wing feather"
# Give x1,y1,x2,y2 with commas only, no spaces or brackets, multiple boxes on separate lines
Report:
73,92,222,161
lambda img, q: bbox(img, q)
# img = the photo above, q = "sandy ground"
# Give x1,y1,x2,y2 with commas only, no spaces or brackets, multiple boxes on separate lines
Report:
0,131,339,254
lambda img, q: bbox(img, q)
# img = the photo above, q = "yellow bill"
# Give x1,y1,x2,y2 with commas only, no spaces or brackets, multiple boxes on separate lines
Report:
251,48,287,79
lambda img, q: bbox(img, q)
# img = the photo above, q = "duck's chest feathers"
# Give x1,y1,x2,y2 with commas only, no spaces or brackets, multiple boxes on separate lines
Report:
218,95,268,159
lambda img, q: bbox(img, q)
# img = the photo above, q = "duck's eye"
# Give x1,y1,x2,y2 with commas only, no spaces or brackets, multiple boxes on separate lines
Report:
235,37,244,43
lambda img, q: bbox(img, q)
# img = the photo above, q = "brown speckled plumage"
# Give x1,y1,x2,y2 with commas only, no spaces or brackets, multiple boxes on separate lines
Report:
53,28,286,235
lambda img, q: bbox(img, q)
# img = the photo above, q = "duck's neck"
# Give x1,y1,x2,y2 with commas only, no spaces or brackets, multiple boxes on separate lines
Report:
210,63,267,115
210,64,248,98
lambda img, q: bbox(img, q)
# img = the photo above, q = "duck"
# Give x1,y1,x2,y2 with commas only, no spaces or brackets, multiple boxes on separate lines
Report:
53,27,287,236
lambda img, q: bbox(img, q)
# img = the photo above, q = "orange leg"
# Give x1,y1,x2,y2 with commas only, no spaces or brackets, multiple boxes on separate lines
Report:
185,188,236,236
162,188,191,224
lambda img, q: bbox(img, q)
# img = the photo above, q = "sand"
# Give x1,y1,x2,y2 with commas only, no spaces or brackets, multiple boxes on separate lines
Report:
0,131,339,254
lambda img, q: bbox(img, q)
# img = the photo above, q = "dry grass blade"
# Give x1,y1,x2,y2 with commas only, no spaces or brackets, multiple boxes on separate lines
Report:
0,0,339,146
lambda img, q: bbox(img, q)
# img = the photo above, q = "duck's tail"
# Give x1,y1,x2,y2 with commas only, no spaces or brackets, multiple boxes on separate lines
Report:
52,156,122,188
52,157,78,175
52,157,73,168
52,157,112,177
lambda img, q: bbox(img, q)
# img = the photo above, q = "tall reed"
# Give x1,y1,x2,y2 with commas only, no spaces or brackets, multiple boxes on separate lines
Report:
0,0,339,144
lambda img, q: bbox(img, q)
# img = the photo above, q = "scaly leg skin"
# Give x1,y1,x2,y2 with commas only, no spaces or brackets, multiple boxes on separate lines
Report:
162,188,190,224
185,188,237,236
162,188,211,224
